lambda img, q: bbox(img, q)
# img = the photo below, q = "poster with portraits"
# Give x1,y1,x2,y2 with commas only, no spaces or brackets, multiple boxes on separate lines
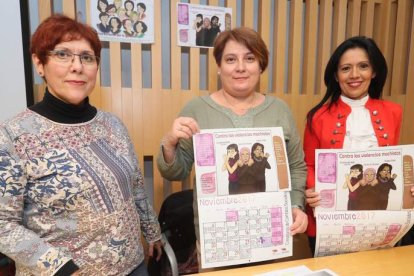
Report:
313,145,414,257
90,0,154,43
193,128,293,268
177,3,232,48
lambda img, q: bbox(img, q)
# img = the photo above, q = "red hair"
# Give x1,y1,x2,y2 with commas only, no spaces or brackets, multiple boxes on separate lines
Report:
30,14,101,65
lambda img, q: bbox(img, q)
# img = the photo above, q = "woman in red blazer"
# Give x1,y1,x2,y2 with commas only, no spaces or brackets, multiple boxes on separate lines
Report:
303,36,413,255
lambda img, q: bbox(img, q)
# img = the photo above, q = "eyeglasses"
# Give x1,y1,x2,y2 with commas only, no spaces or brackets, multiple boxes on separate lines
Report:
48,50,100,65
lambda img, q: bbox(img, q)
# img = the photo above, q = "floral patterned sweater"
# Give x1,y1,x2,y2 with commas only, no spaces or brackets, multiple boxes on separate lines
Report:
0,104,161,275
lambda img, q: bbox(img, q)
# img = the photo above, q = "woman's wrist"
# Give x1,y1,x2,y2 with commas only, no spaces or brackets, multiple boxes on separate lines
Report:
291,204,304,211
161,137,177,164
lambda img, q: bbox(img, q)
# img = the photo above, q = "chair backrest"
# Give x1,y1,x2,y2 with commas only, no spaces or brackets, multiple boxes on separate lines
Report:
158,189,196,256
149,189,198,275
0,253,15,276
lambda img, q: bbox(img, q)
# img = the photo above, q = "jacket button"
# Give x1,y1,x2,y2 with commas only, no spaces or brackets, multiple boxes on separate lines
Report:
333,129,338,134
331,139,336,144
336,122,341,127
383,133,388,139
337,114,343,119
378,126,384,130
375,119,381,124
372,110,378,116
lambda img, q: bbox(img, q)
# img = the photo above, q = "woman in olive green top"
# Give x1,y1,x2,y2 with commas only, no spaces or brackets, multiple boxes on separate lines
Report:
157,27,308,241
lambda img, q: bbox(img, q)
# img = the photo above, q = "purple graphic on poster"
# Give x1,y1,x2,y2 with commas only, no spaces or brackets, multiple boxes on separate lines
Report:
320,189,336,208
195,133,216,166
179,29,189,43
317,153,337,183
201,172,216,194
178,3,189,25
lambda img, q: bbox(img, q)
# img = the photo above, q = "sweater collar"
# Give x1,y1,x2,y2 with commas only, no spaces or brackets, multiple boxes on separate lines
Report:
28,88,97,124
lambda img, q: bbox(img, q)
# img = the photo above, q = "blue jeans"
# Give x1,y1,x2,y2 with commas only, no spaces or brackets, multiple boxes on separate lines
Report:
128,261,148,276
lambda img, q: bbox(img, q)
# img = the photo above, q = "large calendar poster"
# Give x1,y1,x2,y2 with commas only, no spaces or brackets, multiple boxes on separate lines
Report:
314,145,414,257
193,128,293,268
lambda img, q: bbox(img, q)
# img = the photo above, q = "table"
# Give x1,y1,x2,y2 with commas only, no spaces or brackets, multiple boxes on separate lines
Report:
194,245,414,275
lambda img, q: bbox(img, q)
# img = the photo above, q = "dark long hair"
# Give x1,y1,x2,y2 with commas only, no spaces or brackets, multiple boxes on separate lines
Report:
306,36,387,132
251,143,264,159
377,163,392,179
350,164,364,181
226,144,239,160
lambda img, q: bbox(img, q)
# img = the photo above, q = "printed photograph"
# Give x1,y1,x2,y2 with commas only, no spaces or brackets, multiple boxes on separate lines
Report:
177,3,232,48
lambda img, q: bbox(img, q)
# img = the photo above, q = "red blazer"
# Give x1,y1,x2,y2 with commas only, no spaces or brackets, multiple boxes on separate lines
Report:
304,97,402,237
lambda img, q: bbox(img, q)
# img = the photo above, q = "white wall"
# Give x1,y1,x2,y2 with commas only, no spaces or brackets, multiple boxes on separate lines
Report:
0,1,27,123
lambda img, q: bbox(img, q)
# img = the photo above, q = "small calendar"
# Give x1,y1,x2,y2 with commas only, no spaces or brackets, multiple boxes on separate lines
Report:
203,206,284,263
198,192,292,268
315,210,414,257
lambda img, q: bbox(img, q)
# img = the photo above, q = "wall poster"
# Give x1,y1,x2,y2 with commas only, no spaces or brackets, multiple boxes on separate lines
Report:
177,3,232,48
90,0,154,43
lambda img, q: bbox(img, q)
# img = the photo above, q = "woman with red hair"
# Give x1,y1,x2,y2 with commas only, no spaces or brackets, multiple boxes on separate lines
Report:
0,14,162,275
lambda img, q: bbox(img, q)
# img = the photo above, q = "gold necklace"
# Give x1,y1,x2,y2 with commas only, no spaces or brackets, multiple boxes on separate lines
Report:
221,90,257,111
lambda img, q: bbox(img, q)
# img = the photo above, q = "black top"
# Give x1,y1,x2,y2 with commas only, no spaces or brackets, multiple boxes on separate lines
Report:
29,88,97,124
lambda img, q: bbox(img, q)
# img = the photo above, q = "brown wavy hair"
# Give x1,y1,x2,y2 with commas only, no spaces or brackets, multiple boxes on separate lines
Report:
213,27,269,72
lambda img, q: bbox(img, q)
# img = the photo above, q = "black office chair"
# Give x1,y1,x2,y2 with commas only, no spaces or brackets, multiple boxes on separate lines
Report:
398,225,414,246
148,189,198,276
0,253,15,276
